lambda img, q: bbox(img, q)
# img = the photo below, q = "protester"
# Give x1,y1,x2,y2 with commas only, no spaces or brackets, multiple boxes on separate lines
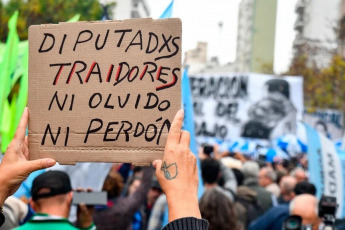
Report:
278,176,297,204
234,186,262,229
289,194,321,230
94,166,153,230
199,149,237,201
199,188,240,230
240,161,275,212
293,181,316,195
15,170,95,230
258,167,281,197
248,183,318,230
290,167,307,183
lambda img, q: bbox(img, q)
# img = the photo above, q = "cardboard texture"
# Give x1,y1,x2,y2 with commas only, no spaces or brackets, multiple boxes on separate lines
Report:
28,18,181,165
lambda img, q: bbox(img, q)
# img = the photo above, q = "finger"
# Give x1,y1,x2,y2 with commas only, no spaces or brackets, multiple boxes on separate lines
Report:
179,130,190,147
152,160,161,169
166,110,184,146
23,136,29,159
25,158,56,173
14,107,29,142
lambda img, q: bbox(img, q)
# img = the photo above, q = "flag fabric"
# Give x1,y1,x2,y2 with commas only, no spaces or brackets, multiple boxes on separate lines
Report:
0,11,19,152
181,68,204,198
0,12,19,129
159,0,174,19
305,123,323,198
305,123,345,218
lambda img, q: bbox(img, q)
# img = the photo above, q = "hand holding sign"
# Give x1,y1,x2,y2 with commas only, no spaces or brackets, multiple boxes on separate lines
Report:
0,108,56,206
152,110,201,222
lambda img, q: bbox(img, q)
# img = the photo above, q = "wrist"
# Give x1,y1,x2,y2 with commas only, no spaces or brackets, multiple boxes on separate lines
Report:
166,194,201,222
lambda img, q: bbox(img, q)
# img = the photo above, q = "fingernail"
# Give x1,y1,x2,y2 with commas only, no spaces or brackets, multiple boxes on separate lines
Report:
46,159,56,167
178,110,184,117
152,161,157,168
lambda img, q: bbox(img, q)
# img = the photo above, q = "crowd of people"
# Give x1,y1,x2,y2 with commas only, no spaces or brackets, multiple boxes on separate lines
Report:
0,108,344,230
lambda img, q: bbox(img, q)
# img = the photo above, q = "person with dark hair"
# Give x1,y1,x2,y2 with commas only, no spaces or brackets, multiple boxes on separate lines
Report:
201,159,220,185
264,79,290,99
200,157,237,202
293,181,316,195
314,120,330,138
199,188,240,230
16,170,96,230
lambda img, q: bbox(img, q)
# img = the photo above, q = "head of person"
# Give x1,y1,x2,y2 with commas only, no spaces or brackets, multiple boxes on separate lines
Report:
241,161,260,184
289,194,321,230
258,167,277,187
279,176,297,202
290,167,307,183
314,120,328,136
201,158,220,185
147,177,163,206
293,181,316,196
102,171,124,199
264,79,290,99
199,188,240,230
30,171,73,218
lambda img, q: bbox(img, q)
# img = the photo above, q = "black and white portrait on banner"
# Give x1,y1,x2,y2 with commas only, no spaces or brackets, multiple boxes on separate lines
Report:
303,108,344,140
190,73,303,142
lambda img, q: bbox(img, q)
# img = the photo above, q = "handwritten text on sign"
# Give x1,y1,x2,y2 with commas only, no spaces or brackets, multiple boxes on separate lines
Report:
28,19,182,164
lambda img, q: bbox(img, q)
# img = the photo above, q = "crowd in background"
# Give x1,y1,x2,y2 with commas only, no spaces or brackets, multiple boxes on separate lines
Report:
2,140,345,230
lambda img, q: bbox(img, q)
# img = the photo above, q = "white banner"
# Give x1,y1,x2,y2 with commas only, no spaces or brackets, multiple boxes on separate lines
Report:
304,108,344,140
190,73,303,141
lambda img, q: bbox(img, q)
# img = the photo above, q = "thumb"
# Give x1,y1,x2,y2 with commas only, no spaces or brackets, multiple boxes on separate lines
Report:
25,158,56,173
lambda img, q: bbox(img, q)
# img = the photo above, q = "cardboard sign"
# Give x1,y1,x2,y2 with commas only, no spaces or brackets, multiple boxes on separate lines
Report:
28,18,181,165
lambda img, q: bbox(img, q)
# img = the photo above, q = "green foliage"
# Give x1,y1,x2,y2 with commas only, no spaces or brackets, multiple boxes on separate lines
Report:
0,0,115,42
286,55,345,113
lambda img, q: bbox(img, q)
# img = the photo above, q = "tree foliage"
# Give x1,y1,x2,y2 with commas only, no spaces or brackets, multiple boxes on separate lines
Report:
286,55,345,113
0,0,115,42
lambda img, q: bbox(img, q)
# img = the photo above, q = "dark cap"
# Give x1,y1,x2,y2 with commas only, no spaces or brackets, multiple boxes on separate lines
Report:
31,170,72,201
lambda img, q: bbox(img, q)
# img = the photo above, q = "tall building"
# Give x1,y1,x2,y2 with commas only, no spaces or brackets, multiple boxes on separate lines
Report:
235,0,277,73
338,0,345,58
101,0,150,20
293,0,340,69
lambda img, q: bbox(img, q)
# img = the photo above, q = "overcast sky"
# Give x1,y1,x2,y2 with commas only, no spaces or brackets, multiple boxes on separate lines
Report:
148,0,298,74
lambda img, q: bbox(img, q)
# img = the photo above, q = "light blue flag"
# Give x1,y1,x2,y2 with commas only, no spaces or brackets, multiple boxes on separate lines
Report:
181,68,204,198
159,0,174,19
304,123,323,198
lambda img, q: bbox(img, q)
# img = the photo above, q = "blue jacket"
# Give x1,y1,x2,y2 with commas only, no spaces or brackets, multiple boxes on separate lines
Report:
248,203,289,230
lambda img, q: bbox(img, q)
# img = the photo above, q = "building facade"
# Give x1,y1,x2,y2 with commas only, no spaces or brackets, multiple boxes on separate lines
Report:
293,0,340,68
235,0,277,73
100,0,150,20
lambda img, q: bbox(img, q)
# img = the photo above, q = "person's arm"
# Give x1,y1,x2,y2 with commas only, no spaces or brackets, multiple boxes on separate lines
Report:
121,167,153,216
0,108,56,227
152,110,208,230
